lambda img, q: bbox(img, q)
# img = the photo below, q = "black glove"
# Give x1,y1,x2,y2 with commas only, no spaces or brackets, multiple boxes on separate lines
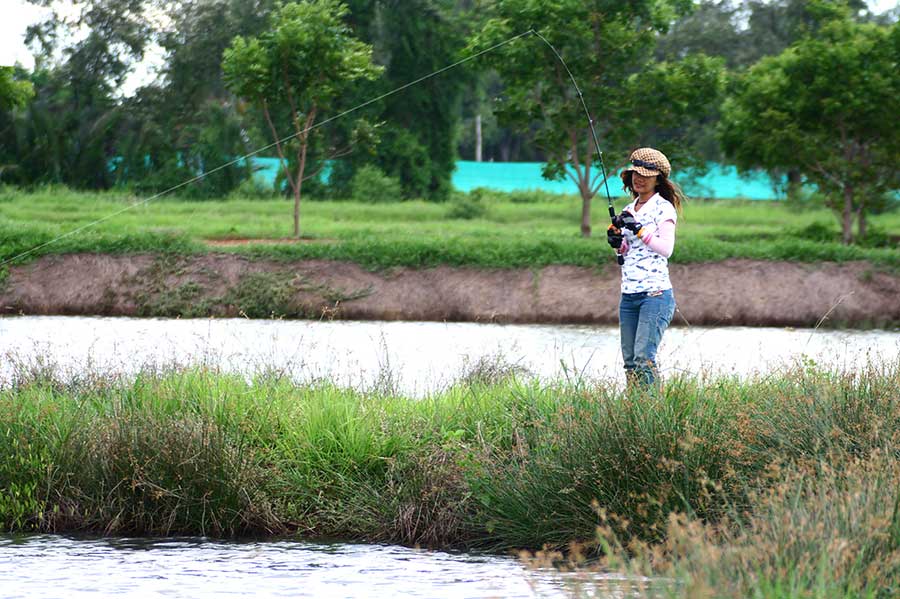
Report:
618,212,643,235
606,225,623,249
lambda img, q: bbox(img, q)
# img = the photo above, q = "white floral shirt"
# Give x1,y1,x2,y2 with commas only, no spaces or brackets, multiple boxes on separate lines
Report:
620,193,678,294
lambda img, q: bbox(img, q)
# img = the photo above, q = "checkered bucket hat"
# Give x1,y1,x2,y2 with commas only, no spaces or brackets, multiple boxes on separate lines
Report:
623,148,671,178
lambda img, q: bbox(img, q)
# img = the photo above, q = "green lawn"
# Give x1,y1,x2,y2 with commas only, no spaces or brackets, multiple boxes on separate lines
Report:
1,186,897,270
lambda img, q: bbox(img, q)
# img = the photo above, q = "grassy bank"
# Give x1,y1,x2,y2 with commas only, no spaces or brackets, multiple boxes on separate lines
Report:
1,360,898,596
1,186,897,270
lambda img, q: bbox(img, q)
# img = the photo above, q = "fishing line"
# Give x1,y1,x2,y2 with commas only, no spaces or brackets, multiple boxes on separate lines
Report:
529,31,615,214
1,28,615,268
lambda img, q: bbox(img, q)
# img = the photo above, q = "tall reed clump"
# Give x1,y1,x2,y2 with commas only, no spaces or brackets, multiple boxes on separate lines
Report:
465,379,749,549
469,362,900,553
590,447,900,598
1,357,899,594
260,374,532,547
0,369,281,536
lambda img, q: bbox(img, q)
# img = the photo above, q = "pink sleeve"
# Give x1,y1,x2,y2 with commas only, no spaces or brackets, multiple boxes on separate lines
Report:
641,220,676,257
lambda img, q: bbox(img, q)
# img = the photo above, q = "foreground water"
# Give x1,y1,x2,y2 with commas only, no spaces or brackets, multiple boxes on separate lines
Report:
0,535,654,599
0,316,897,394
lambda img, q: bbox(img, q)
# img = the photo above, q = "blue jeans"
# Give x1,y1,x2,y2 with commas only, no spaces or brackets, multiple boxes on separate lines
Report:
619,289,676,387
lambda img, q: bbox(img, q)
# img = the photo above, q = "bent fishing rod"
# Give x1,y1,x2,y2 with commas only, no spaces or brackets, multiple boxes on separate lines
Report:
528,30,622,265
1,29,622,268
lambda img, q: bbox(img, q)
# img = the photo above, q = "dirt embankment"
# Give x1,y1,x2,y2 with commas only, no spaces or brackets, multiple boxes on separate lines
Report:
1,253,898,328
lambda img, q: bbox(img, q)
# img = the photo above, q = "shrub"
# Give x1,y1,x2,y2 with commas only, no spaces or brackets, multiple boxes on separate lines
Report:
350,165,403,203
794,221,839,243
225,272,299,318
447,189,489,220
229,177,278,200
858,225,898,249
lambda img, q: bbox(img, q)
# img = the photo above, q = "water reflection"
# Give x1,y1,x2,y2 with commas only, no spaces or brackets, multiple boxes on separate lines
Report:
0,316,897,395
0,535,659,599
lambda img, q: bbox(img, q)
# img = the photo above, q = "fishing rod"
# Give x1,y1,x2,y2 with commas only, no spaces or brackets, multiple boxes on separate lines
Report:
528,30,622,265
1,29,622,268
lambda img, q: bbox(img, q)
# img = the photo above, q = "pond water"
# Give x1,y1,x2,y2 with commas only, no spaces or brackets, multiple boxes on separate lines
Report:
0,535,655,599
0,316,897,394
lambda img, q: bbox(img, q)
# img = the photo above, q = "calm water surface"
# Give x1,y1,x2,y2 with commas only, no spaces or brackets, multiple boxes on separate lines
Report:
0,316,897,394
0,535,655,599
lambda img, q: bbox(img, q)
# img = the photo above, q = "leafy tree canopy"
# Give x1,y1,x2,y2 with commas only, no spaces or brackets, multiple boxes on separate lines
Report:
223,0,382,236
719,3,900,244
470,0,722,236
0,68,34,111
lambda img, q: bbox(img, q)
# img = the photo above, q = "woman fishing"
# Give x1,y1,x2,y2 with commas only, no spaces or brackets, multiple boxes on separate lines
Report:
606,148,683,390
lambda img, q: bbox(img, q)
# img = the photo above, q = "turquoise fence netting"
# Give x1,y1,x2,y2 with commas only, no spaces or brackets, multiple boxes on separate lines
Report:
252,158,783,200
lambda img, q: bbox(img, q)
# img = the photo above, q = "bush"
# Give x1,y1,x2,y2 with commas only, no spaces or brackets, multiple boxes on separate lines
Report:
794,221,839,243
794,221,898,249
469,187,505,202
229,177,278,200
225,272,299,318
350,165,403,203
2,359,899,575
447,189,490,220
858,225,898,249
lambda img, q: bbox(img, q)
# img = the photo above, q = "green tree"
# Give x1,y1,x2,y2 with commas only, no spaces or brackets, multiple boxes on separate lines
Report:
223,0,382,237
656,0,871,69
112,0,270,198
160,0,277,109
471,0,722,237
374,0,469,200
719,7,900,244
655,0,872,189
0,67,35,181
324,0,472,201
2,0,155,188
0,67,34,111
1,64,121,188
114,91,252,198
655,1,746,68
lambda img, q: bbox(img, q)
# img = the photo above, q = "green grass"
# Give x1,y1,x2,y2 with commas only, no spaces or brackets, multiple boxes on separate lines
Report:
1,186,897,269
1,359,899,597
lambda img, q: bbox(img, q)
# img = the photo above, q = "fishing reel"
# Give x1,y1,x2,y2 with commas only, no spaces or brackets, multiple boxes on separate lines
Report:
607,210,644,265
612,211,643,236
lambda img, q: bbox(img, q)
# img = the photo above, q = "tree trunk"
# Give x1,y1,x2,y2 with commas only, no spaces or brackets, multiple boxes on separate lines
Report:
841,185,854,245
500,140,510,162
262,101,297,202
293,182,303,238
294,141,308,238
786,170,802,201
292,108,317,239
580,186,592,238
475,114,482,162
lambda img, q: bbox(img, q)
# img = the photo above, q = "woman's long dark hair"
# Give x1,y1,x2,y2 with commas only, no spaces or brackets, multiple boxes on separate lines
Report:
621,170,684,212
